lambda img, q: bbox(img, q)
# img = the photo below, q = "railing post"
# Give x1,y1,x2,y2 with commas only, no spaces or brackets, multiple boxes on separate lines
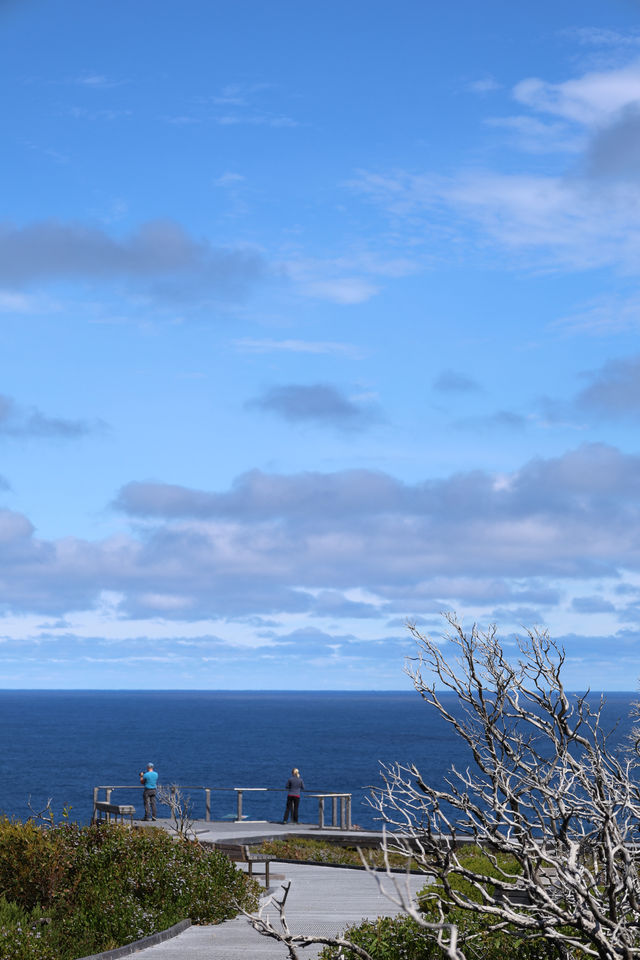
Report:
318,796,324,829
92,787,99,823
205,789,211,821
346,795,352,830
236,790,243,822
106,788,112,803
332,795,338,827
340,795,346,829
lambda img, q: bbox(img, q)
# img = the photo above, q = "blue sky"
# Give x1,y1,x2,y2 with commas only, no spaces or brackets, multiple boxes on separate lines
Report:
2,0,640,689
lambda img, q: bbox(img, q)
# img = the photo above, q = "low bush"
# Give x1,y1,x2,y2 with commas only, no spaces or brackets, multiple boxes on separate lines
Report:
0,897,56,960
318,911,566,960
258,835,420,870
421,843,523,907
319,847,563,960
0,818,258,960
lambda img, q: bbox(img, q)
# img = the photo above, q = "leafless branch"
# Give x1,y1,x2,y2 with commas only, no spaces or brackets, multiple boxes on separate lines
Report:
26,796,71,828
368,616,640,960
157,783,198,841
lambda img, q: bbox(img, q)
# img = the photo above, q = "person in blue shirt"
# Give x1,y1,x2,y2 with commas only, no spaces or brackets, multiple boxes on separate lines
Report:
139,763,158,820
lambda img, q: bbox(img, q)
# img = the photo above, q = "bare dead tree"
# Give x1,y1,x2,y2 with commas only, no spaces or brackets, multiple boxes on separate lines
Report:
626,700,640,761
369,614,640,960
157,784,197,841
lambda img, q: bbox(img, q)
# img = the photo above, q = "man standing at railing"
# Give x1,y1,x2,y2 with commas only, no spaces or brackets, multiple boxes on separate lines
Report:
139,763,158,821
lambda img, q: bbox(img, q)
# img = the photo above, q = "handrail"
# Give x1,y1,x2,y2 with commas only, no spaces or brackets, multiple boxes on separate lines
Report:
93,784,352,828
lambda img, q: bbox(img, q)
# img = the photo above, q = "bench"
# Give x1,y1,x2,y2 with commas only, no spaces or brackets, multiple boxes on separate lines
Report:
93,801,136,826
214,842,276,887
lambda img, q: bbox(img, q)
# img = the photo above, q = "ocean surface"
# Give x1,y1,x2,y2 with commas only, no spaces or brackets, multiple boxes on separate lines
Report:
0,690,636,829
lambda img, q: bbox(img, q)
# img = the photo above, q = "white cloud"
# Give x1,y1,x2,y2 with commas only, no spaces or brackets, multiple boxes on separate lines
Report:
216,113,297,128
350,59,640,274
484,115,583,154
68,106,132,122
234,338,359,356
468,77,501,94
556,294,640,334
284,252,417,305
2,445,640,676
353,167,640,272
303,277,380,304
136,592,193,611
72,74,126,89
0,290,41,313
167,115,201,126
514,62,640,125
567,28,640,50
214,172,245,186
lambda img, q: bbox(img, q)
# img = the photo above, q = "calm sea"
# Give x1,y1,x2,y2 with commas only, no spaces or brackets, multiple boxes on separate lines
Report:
0,691,636,829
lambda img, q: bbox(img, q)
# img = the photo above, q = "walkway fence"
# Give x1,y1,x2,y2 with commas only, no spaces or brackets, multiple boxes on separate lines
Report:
93,785,352,830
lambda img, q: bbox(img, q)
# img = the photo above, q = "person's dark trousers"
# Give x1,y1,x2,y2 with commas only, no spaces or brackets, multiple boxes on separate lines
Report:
143,789,157,819
283,795,300,823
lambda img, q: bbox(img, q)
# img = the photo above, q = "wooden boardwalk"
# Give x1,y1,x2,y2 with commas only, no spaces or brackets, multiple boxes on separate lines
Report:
136,862,426,959
133,819,428,959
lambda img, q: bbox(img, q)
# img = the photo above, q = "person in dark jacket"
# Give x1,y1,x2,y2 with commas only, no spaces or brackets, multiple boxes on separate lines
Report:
283,767,305,823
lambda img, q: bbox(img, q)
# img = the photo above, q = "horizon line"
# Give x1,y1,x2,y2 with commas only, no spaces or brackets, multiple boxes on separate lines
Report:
0,687,636,694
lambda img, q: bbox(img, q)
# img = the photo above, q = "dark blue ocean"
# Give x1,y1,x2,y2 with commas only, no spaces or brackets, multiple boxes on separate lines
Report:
0,691,636,829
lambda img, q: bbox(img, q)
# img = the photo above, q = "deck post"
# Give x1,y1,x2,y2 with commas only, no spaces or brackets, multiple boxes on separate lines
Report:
205,789,211,821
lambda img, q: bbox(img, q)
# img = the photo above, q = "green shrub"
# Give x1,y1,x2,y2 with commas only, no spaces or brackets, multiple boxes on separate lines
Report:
0,897,57,960
319,850,563,960
0,819,59,910
0,819,259,960
319,910,567,960
422,843,523,907
258,836,420,870
319,914,439,960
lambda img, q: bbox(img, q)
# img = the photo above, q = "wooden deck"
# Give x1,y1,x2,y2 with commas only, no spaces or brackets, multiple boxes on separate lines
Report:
133,815,383,845
134,859,428,959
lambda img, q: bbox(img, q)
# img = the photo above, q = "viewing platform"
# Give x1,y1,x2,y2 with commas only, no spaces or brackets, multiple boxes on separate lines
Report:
136,816,386,848
93,783,354,830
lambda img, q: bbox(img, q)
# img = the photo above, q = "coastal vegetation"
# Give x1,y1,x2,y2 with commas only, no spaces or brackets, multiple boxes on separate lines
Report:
318,906,564,960
0,818,258,959
319,844,559,960
257,835,422,870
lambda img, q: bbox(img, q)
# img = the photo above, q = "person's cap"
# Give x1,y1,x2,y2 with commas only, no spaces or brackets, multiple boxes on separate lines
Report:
147,762,154,768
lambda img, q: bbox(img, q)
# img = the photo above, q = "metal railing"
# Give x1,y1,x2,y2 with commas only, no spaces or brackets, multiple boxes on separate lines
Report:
93,784,352,829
